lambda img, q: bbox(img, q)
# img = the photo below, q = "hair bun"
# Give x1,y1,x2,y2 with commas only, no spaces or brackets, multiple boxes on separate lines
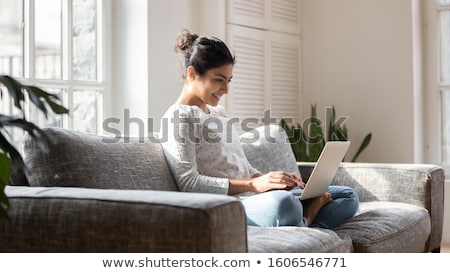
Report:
174,29,199,53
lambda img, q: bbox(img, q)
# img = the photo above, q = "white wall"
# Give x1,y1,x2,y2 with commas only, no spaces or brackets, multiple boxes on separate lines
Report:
110,0,225,135
302,0,421,163
148,0,226,132
109,0,424,163
110,0,149,137
148,0,202,133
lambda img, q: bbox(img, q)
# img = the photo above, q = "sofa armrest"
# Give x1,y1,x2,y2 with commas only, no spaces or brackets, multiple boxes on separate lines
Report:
298,162,445,251
0,186,247,253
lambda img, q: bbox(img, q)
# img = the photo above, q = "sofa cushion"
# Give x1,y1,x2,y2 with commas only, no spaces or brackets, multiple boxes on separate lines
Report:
333,201,431,252
23,127,178,191
2,186,247,252
247,226,353,253
241,125,300,177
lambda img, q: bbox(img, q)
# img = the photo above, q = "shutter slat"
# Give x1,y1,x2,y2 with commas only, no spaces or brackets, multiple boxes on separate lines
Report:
270,34,300,122
229,25,266,120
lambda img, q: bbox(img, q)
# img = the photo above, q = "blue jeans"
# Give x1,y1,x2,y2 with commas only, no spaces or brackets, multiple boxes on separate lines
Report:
241,186,359,229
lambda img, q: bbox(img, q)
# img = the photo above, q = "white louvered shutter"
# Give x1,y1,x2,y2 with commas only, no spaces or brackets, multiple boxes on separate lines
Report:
225,0,302,123
227,0,269,30
226,24,267,120
269,32,301,122
270,0,301,34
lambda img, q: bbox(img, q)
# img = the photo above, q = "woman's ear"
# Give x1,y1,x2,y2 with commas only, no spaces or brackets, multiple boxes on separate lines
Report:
186,66,197,81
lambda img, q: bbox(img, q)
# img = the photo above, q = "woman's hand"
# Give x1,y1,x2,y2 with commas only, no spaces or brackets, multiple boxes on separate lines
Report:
250,171,304,193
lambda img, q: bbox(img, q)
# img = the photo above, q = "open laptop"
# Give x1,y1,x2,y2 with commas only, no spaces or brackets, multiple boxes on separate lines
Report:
290,141,351,200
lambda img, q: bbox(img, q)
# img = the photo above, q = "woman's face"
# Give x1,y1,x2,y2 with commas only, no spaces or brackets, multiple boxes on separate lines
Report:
189,64,233,108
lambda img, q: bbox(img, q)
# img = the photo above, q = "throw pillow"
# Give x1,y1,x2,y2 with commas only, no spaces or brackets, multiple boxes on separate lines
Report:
23,127,178,191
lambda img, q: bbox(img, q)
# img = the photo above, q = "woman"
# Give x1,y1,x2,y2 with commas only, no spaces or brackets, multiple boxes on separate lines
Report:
160,29,359,228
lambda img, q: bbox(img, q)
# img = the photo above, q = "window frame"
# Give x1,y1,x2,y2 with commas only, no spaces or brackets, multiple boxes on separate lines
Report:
437,2,450,177
1,0,109,135
424,0,450,178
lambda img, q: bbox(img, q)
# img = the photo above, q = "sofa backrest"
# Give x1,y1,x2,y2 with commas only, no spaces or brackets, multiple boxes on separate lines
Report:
20,125,299,191
22,127,179,191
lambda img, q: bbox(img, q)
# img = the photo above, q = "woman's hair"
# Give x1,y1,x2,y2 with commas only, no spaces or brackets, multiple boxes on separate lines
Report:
174,29,235,79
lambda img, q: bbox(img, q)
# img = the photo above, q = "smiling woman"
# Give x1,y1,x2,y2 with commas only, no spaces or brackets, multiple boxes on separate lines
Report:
172,29,236,113
159,29,359,230
176,65,233,113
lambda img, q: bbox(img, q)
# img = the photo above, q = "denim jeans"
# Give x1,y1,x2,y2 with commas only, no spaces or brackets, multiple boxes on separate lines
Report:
241,186,359,229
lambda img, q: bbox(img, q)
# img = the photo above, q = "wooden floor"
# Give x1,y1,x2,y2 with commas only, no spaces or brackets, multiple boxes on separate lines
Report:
441,243,450,253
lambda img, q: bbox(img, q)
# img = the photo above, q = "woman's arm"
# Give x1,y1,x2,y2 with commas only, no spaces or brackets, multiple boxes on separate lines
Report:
161,107,230,194
228,171,303,195
161,106,304,196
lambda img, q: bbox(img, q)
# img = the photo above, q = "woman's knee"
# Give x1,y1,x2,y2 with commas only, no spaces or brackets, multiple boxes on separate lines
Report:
329,186,359,201
327,186,359,216
309,187,359,228
242,190,305,227
258,190,302,212
269,190,305,226
343,187,359,209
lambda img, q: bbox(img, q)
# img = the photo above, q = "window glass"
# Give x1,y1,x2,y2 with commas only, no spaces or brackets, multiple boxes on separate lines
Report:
73,89,100,133
73,0,98,81
1,0,104,151
438,0,450,4
35,0,62,79
0,0,23,77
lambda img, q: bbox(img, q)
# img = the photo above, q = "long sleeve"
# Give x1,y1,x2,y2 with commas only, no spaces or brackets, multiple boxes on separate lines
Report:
160,105,230,194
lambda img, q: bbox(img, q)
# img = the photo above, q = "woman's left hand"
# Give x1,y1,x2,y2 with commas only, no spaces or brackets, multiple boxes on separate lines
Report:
288,172,305,189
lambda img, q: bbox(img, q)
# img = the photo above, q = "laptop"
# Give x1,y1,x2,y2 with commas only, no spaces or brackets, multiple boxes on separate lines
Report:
290,141,351,200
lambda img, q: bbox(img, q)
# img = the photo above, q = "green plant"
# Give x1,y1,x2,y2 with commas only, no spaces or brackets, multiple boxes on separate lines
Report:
280,104,372,162
0,75,69,218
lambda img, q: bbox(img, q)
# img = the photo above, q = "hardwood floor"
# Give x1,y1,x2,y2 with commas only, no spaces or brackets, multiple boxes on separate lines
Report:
441,243,450,253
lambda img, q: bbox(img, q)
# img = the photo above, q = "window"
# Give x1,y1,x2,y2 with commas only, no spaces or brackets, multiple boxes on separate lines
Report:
438,0,450,176
0,0,106,148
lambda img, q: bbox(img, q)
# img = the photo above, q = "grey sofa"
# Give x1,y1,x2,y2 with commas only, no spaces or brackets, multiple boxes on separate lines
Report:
0,125,445,252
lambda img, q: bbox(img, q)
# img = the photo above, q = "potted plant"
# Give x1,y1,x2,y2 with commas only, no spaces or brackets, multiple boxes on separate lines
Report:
280,104,372,162
0,75,69,218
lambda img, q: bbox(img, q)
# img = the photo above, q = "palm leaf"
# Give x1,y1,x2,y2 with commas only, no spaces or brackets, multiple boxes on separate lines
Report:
0,75,69,219
25,85,69,115
0,116,54,158
0,75,25,112
0,75,69,118
0,151,10,219
0,151,10,183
